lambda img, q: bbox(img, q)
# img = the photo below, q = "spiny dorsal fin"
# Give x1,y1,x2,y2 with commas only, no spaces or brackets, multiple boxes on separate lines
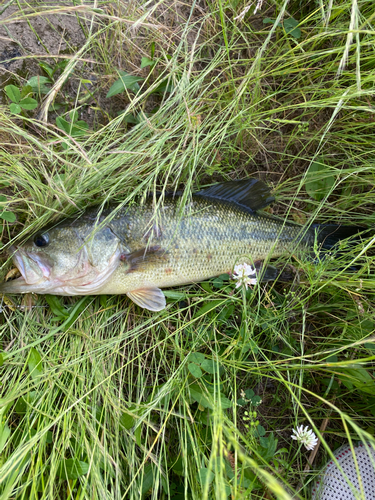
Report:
194,178,274,213
127,287,166,311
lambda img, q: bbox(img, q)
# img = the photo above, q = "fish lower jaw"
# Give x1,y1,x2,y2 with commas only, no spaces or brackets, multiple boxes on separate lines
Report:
0,276,67,295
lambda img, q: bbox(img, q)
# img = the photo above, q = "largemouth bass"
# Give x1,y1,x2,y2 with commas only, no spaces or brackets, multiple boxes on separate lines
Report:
0,179,361,311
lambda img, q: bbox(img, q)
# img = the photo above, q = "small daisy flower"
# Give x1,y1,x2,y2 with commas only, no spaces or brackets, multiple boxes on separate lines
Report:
291,425,318,451
233,263,257,289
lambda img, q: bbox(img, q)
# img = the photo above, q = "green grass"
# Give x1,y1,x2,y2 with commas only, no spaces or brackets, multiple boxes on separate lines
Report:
1,1,375,499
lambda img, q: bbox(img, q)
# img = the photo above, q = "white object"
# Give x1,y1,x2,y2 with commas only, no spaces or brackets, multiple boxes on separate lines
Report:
312,442,375,500
291,425,318,451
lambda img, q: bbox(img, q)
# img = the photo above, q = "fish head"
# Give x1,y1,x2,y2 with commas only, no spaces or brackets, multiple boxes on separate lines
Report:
1,218,123,295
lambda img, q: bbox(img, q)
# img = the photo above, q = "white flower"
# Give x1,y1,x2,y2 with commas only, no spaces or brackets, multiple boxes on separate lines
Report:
291,425,318,451
233,263,257,289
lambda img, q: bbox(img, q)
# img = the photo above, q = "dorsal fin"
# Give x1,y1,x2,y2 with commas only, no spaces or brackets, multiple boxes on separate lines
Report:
194,178,274,213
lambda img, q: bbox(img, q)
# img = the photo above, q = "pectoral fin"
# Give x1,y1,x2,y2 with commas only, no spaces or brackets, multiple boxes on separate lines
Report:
127,287,166,311
120,246,167,273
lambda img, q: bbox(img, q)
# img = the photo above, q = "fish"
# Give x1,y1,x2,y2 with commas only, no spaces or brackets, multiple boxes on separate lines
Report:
0,178,364,311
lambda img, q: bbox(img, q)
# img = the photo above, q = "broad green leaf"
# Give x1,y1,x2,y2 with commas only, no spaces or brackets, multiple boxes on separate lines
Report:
244,389,255,399
360,319,374,334
151,80,174,94
259,432,278,461
172,457,184,476
106,71,144,98
326,354,338,363
0,352,3,366
71,120,89,136
194,299,226,318
141,463,155,495
218,273,230,281
120,411,135,430
56,59,69,71
188,352,205,364
200,282,212,293
305,161,336,201
0,195,6,203
99,295,107,309
28,348,43,381
9,103,21,114
251,395,262,405
5,85,20,103
14,391,37,415
339,367,375,395
141,56,156,68
0,211,16,222
284,18,301,39
57,459,89,480
188,363,203,378
0,422,11,453
198,467,215,485
26,76,51,94
189,384,212,408
189,384,231,409
263,17,300,38
212,278,223,288
220,395,232,409
19,97,38,110
256,424,266,437
39,61,54,78
134,424,142,446
56,116,88,137
56,116,71,134
201,359,219,374
44,295,69,318
49,102,63,111
69,109,78,123
60,296,91,332
20,85,33,99
218,304,235,322
263,18,282,27
121,113,140,124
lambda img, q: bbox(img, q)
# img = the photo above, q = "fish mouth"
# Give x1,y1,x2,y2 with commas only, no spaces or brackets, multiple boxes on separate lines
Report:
0,245,123,296
0,246,53,294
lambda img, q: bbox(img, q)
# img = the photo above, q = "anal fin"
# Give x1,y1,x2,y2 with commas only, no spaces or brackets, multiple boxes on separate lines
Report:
127,287,166,311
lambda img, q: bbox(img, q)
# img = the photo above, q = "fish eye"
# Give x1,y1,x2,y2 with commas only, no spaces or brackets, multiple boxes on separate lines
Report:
34,233,50,248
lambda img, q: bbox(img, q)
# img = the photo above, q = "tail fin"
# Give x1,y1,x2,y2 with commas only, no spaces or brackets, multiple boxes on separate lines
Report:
313,224,369,251
254,225,371,283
